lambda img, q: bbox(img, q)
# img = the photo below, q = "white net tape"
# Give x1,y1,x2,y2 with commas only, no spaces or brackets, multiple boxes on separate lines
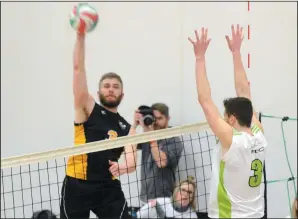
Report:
1,122,210,169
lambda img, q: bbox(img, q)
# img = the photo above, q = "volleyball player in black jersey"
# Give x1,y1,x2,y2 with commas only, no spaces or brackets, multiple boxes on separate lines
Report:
60,33,137,219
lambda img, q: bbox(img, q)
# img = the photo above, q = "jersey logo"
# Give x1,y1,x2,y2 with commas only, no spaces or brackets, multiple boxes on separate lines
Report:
118,121,127,130
107,130,118,139
251,146,265,154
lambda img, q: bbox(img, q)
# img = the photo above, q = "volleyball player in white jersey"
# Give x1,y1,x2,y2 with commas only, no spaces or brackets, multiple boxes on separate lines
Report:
188,25,267,218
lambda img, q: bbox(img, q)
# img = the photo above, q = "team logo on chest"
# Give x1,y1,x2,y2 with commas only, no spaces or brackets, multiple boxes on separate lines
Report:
107,130,118,139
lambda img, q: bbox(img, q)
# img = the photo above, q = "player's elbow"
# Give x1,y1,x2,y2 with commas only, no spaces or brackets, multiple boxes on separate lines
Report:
198,95,211,105
198,98,212,110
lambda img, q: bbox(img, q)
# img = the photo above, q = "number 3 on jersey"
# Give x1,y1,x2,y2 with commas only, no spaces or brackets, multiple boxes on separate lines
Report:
249,159,263,187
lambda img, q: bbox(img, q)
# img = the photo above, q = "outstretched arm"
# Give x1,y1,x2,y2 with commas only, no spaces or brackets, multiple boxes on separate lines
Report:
188,28,232,149
225,24,264,132
73,33,95,124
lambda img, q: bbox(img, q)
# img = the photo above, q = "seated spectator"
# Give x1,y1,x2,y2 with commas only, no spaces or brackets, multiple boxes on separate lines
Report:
137,176,198,218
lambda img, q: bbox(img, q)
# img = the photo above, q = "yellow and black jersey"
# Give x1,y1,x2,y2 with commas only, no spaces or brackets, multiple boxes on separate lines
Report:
66,103,131,181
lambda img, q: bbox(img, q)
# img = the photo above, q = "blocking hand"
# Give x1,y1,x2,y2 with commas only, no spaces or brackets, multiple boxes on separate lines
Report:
225,24,244,53
188,27,211,59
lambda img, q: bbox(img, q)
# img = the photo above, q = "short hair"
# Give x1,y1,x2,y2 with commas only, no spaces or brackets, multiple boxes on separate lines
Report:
151,103,169,117
223,97,253,128
99,72,123,88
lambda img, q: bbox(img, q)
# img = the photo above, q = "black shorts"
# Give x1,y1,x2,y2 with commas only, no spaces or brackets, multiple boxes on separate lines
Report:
60,176,130,219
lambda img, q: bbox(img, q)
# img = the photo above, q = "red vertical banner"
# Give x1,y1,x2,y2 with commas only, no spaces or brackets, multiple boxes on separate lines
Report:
248,1,250,68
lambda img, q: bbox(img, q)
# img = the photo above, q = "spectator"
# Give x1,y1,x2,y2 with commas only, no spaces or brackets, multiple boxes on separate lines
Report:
136,176,198,218
135,103,183,203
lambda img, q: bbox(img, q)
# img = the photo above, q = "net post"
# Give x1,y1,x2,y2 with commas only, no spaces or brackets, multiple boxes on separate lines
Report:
259,112,268,219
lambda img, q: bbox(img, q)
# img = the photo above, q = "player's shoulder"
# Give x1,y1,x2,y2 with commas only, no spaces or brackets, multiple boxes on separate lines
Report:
118,114,131,129
89,102,105,118
232,124,267,149
117,114,131,135
119,114,130,126
77,102,104,124
250,123,263,134
251,123,267,141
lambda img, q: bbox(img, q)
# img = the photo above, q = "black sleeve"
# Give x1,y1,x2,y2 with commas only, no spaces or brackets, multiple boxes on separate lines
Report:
119,117,131,136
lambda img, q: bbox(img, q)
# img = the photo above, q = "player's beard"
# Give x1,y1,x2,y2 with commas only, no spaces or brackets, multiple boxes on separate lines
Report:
99,93,122,108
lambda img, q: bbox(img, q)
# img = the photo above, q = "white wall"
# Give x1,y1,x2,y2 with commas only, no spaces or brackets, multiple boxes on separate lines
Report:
1,2,297,218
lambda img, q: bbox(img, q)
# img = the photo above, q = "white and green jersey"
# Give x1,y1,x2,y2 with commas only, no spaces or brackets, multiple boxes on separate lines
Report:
208,124,267,218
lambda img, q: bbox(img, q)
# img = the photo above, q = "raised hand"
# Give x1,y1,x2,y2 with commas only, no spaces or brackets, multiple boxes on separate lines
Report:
225,24,244,53
132,110,142,128
133,110,149,129
188,27,211,59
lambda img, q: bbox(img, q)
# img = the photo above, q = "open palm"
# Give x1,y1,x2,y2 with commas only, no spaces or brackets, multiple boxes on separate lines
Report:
188,27,211,59
225,24,244,53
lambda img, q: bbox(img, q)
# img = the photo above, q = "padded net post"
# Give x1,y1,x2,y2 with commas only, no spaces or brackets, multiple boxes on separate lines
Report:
259,112,268,219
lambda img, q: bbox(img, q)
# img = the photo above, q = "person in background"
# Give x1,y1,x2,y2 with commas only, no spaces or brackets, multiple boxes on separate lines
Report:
135,103,184,204
136,176,198,218
31,210,56,219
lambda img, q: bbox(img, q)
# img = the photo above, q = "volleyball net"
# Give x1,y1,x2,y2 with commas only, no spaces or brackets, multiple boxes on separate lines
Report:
1,122,217,218
4,112,295,218
259,113,297,218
